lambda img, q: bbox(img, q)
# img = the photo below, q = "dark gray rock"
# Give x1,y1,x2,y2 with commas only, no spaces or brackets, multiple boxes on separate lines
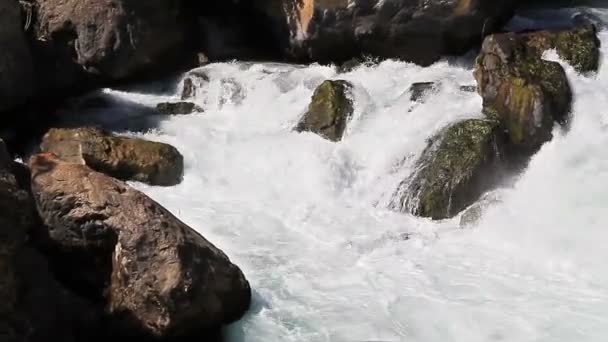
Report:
156,102,203,115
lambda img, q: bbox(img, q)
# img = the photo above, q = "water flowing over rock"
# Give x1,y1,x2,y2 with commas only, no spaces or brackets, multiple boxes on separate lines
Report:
295,80,354,142
474,31,572,154
41,127,184,186
29,153,252,339
0,0,34,114
523,23,601,73
391,119,505,220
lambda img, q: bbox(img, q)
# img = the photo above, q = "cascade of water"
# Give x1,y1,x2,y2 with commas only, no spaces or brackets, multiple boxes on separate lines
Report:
70,5,608,342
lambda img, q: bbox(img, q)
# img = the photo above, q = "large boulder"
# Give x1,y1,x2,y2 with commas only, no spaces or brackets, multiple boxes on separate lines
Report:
0,0,34,114
30,0,190,96
390,119,505,220
256,0,519,65
41,127,184,186
1,140,98,342
295,80,354,142
474,31,572,154
29,153,251,339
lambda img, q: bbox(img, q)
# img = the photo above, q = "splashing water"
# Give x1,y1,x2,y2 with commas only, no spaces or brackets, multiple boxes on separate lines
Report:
75,7,608,342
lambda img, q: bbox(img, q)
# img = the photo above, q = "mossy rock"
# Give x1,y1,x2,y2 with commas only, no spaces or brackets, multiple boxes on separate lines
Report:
391,119,504,220
525,23,600,73
41,127,184,186
475,32,572,153
295,80,354,142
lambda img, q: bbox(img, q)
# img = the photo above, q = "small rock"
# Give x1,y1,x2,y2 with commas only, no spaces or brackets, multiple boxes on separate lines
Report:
40,127,184,186
181,70,210,100
29,153,252,339
391,119,505,220
156,101,203,115
459,85,477,92
409,82,439,102
295,80,354,142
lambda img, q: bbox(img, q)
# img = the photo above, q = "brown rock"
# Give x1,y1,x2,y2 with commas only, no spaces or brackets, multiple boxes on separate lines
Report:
29,153,251,339
31,0,189,88
41,127,184,186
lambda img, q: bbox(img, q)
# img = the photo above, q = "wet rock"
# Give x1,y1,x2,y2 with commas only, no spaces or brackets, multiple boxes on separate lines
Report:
0,0,34,114
391,119,505,220
524,23,601,73
40,127,184,186
295,80,354,142
459,191,503,228
29,153,251,339
474,31,572,154
337,57,365,73
181,70,210,100
156,102,203,115
409,82,439,102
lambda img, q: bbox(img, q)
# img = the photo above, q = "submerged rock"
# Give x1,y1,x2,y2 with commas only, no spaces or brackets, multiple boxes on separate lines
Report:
391,119,505,220
295,80,354,142
41,127,184,186
524,23,601,73
29,153,252,339
459,191,503,228
156,102,203,115
409,82,439,102
474,31,572,154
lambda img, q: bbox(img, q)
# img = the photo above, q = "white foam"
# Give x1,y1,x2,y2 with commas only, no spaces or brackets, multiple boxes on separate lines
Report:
92,10,608,342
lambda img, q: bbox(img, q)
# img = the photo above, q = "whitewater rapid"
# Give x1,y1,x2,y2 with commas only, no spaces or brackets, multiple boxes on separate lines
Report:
65,6,608,342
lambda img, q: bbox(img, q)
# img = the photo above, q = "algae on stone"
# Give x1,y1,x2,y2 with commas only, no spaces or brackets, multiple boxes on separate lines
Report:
295,80,354,142
525,24,600,73
475,32,572,153
391,119,504,220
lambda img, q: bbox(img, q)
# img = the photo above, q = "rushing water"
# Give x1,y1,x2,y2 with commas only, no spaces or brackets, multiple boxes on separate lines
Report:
63,6,608,342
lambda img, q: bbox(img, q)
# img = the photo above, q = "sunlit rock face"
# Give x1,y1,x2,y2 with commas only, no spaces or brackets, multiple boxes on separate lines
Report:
255,0,518,65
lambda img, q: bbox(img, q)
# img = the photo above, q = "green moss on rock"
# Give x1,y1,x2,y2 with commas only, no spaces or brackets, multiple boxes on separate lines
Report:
475,31,572,153
525,24,600,73
392,119,504,220
295,80,354,142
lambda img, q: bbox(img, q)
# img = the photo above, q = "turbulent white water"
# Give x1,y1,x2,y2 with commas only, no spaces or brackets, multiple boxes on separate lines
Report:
67,7,608,342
